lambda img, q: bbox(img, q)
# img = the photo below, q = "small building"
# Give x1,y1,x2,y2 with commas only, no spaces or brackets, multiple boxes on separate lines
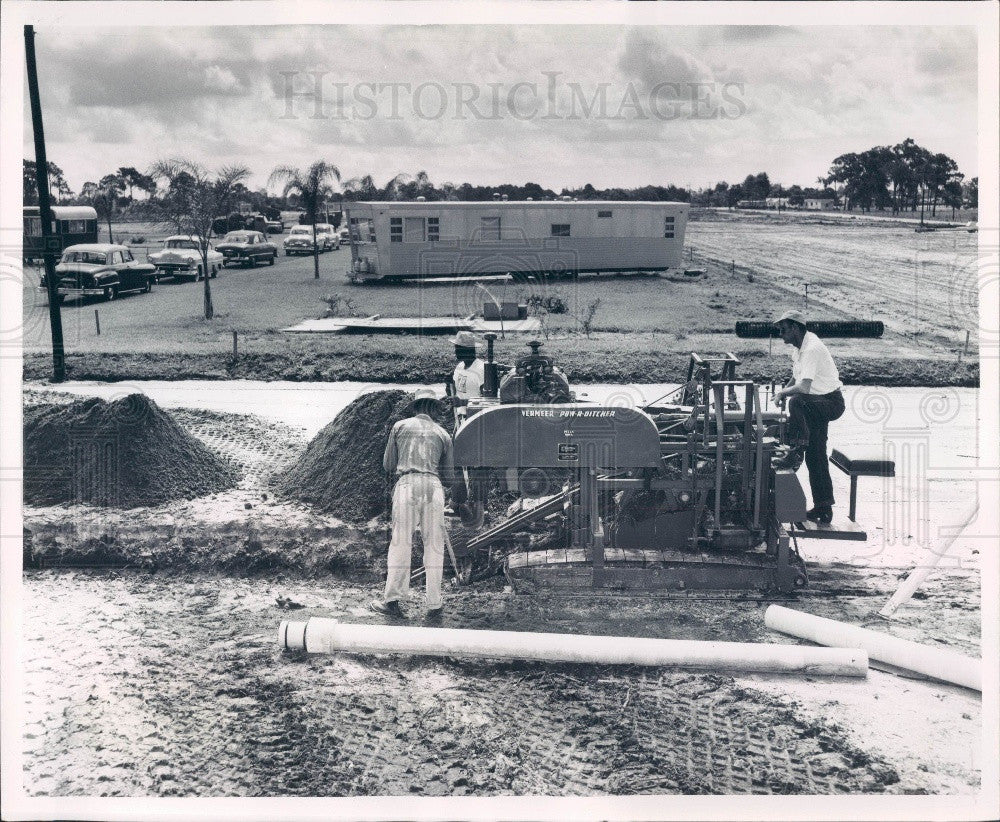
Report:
765,197,791,210
23,205,99,261
803,198,837,211
342,200,689,282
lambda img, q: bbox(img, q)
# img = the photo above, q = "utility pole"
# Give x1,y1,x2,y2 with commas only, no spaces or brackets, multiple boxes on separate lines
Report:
25,25,65,382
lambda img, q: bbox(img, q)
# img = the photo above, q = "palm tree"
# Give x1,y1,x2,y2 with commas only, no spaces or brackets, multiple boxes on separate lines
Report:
268,161,341,279
343,174,377,200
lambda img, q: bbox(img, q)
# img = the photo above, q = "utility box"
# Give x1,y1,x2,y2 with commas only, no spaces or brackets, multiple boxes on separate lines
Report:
483,302,527,321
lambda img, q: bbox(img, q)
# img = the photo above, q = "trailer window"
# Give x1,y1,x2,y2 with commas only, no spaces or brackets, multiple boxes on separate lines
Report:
664,216,675,239
390,217,403,243
64,220,88,233
404,217,425,243
480,216,500,242
427,217,440,242
25,217,42,236
597,210,612,219
551,224,571,237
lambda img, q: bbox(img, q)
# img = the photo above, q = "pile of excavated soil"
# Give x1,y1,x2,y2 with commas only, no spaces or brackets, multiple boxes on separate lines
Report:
24,394,239,508
278,390,456,523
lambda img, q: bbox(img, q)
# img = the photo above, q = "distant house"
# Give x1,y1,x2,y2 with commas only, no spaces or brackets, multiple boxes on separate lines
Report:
736,199,767,209
765,197,791,209
804,198,837,211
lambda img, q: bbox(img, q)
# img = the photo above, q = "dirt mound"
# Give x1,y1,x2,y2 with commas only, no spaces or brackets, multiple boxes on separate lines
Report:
24,394,239,508
278,390,456,523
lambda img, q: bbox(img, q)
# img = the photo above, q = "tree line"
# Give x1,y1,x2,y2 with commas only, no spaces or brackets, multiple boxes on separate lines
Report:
823,138,975,216
24,137,977,221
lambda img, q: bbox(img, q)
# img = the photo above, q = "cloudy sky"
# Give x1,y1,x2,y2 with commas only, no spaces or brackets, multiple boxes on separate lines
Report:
24,24,978,194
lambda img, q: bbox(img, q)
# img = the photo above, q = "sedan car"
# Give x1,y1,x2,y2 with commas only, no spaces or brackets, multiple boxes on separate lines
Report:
265,218,285,234
41,243,157,303
148,235,224,281
283,225,326,256
215,231,278,267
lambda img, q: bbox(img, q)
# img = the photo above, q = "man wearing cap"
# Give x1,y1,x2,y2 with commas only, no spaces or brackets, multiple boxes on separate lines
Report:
772,309,845,524
445,330,485,406
371,389,454,619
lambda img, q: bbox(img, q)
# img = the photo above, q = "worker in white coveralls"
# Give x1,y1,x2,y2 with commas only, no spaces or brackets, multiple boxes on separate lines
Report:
371,388,455,620
444,330,485,406
771,309,846,524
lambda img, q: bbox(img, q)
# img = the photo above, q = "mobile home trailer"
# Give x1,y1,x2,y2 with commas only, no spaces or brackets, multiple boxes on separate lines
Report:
23,205,99,261
343,200,689,283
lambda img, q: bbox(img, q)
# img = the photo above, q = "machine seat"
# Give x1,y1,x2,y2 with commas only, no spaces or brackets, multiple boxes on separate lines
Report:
830,448,895,477
829,448,895,522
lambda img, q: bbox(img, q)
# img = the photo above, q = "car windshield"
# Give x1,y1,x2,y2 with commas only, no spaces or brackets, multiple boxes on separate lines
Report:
223,232,251,242
61,250,107,265
166,240,200,250
290,227,313,236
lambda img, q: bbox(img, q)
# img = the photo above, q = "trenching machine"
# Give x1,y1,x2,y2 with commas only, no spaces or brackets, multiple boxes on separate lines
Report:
448,333,889,594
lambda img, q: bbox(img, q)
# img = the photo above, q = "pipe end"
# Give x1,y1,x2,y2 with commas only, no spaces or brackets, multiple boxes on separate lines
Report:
279,619,307,651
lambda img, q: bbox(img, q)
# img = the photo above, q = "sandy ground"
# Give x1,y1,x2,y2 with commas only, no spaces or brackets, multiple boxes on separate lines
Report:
686,212,984,349
17,381,984,796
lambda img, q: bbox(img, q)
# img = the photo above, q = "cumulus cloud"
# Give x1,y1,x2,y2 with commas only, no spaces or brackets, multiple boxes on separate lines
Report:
24,24,978,194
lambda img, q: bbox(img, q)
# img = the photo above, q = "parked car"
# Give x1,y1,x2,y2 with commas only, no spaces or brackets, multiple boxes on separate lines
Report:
283,225,336,255
41,243,157,303
216,231,278,267
148,235,224,281
315,223,339,250
266,218,285,234
338,227,350,242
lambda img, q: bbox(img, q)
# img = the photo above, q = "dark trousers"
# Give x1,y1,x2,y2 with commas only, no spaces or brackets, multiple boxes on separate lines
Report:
787,390,845,507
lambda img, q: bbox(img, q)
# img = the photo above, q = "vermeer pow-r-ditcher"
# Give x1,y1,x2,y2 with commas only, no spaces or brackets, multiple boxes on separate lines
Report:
448,337,893,594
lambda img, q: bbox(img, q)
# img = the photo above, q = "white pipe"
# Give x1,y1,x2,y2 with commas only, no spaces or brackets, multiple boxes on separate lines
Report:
278,618,868,677
765,605,980,691
879,503,978,617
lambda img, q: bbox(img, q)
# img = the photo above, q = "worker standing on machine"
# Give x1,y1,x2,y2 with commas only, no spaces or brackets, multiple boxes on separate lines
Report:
772,309,845,524
445,330,485,406
371,389,454,620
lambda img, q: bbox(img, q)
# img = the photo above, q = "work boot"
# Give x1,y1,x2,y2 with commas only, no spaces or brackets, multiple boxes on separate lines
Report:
806,505,833,524
424,606,444,624
772,447,804,471
369,599,407,619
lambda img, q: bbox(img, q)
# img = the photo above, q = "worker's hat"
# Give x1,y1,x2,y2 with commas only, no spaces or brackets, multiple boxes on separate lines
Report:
406,388,443,414
450,330,478,348
773,309,808,328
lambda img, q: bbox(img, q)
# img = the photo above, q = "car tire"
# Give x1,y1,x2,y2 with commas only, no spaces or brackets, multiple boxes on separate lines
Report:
210,266,217,279
247,257,255,268
268,254,275,266
196,266,204,281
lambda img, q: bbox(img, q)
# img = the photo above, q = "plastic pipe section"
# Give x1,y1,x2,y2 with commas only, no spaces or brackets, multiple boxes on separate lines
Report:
764,605,980,692
279,619,868,677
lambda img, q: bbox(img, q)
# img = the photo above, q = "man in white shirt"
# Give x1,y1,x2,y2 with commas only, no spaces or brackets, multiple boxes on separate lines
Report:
372,389,455,620
445,330,485,405
772,309,846,523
